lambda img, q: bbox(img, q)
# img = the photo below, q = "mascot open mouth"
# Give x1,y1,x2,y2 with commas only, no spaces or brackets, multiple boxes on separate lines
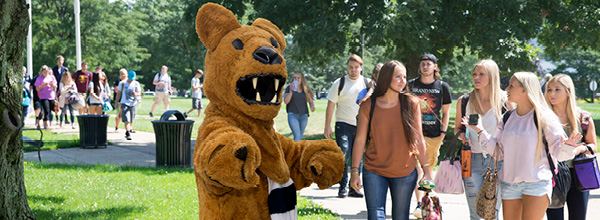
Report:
236,73,286,105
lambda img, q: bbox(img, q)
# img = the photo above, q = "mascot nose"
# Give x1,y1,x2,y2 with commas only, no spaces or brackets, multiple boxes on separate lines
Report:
253,46,281,65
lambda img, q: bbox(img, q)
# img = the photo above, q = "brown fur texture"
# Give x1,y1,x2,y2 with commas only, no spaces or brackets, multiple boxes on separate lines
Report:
193,3,345,219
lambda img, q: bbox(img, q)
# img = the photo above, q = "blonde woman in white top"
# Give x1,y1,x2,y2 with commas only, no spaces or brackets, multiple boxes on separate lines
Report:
454,59,512,220
59,71,77,129
463,72,585,220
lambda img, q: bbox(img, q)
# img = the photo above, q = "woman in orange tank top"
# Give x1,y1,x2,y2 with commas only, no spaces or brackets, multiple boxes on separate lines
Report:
350,60,433,220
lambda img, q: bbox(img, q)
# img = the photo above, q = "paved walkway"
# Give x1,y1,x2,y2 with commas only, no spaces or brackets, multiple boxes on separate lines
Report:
23,115,600,219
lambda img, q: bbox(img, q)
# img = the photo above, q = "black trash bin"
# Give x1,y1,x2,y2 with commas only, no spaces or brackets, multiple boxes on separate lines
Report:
152,110,194,167
77,115,110,148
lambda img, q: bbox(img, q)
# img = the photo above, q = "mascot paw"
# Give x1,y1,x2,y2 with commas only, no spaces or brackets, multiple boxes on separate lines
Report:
306,148,345,189
203,138,261,189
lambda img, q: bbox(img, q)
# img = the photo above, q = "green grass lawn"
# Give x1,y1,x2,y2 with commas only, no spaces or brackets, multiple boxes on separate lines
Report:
24,163,339,219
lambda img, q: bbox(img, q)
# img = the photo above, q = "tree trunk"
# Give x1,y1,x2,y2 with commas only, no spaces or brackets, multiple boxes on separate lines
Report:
0,0,36,219
405,55,421,80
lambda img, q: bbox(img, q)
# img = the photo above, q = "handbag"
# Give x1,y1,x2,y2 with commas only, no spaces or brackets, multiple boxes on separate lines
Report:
22,91,31,107
476,145,499,220
102,101,113,112
67,93,79,105
71,94,85,109
545,141,571,208
433,131,464,194
573,145,600,191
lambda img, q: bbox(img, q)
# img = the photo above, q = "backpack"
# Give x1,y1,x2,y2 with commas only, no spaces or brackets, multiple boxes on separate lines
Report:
337,75,370,96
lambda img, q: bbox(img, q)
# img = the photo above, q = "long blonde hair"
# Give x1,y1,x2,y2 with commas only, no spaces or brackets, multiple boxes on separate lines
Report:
512,72,565,163
468,59,507,121
544,74,580,134
294,72,313,102
61,71,73,85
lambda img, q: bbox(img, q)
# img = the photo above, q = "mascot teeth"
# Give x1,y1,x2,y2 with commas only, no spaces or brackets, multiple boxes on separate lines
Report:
256,92,261,101
252,77,258,89
274,79,279,89
271,96,277,103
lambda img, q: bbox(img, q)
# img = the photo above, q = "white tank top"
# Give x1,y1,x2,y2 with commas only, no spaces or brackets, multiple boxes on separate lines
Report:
466,103,498,154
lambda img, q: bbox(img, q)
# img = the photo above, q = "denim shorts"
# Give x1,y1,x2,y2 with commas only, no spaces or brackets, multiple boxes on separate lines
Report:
500,179,552,201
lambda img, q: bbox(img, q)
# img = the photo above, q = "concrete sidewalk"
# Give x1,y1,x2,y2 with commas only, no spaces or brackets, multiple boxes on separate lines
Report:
23,115,600,219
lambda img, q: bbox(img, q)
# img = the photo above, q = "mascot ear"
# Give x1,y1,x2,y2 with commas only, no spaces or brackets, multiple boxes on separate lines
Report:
196,3,241,51
252,18,286,51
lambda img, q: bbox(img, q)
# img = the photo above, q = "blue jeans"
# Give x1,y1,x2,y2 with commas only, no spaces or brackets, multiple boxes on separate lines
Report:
546,168,590,220
287,112,308,141
335,122,362,192
462,153,503,220
363,168,417,220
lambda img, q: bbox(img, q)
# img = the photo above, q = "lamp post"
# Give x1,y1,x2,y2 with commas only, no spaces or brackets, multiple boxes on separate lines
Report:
26,0,32,77
75,0,81,70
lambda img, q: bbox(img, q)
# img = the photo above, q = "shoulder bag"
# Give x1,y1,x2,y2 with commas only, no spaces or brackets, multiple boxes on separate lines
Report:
476,144,499,220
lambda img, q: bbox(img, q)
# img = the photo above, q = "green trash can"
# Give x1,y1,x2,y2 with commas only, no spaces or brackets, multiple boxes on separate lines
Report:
152,110,194,167
77,115,109,148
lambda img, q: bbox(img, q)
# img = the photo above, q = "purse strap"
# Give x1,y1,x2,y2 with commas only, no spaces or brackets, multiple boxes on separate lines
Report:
486,144,500,173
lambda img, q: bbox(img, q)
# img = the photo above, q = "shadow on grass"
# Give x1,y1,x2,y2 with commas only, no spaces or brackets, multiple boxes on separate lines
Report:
32,205,145,220
28,195,66,205
30,163,194,176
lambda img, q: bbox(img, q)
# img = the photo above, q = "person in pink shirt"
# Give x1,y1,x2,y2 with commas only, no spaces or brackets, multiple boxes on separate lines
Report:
463,72,586,220
34,65,57,129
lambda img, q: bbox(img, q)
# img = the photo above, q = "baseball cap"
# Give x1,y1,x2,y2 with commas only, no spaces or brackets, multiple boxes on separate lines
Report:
128,70,136,80
420,54,437,64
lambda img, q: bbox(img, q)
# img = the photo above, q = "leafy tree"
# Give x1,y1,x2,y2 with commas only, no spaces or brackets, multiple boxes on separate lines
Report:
31,0,149,80
1,0,36,218
549,47,600,102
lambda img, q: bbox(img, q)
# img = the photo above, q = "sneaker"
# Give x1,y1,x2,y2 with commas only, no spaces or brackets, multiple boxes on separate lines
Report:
183,112,188,118
65,121,70,124
348,190,364,198
337,187,348,198
125,131,131,140
149,112,153,117
413,205,423,219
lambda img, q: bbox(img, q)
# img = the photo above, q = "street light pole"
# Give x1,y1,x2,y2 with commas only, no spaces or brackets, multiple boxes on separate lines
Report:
26,0,32,77
75,0,81,70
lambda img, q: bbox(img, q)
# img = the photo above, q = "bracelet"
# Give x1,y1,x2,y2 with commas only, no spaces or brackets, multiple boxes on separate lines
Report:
440,130,446,134
351,171,359,175
477,130,484,135
350,167,359,172
421,163,430,167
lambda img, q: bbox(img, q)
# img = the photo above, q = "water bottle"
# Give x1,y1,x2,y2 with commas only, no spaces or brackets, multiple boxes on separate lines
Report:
461,142,472,177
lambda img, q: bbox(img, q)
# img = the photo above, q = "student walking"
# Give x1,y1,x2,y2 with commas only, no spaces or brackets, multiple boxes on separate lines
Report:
454,59,511,220
58,71,76,129
545,74,597,220
350,60,433,220
149,65,172,117
463,72,585,220
52,55,69,124
324,54,371,198
34,65,58,130
72,62,91,115
408,53,451,215
115,70,141,140
88,69,109,115
284,72,315,141
114,69,127,132
185,69,204,118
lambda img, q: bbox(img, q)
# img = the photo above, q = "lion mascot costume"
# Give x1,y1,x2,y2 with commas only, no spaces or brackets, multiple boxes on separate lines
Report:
193,3,345,219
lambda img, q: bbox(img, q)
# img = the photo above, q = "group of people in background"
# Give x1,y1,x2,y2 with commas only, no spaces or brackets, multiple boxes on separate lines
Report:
282,53,597,220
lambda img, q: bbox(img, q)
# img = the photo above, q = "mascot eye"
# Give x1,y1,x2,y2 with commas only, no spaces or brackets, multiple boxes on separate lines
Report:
270,38,278,49
233,39,244,50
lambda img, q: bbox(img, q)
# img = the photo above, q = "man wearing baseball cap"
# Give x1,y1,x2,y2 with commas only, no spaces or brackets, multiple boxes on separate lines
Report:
407,53,452,218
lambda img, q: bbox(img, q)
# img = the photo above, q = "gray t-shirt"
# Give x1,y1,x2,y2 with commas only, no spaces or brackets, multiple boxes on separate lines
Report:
119,80,141,107
284,86,308,115
153,73,171,93
191,77,202,98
